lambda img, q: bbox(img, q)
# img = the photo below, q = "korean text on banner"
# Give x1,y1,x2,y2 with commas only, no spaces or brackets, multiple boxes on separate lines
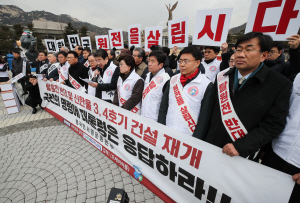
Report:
168,16,189,48
68,34,81,50
193,8,233,46
39,81,294,203
109,29,124,49
128,24,141,48
245,0,300,41
95,35,110,50
81,36,92,51
44,39,57,53
144,26,163,52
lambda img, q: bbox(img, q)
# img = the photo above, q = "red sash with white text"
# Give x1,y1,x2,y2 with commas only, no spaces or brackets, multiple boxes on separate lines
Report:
170,75,197,135
142,73,169,100
216,68,248,141
69,75,85,92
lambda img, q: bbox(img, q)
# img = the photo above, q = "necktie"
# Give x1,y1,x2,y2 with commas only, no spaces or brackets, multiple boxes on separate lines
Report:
239,77,246,85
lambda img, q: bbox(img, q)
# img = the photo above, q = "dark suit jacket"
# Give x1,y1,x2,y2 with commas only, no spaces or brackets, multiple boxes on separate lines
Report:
204,64,292,158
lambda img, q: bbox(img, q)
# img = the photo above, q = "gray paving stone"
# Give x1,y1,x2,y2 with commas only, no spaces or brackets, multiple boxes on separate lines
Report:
0,95,164,203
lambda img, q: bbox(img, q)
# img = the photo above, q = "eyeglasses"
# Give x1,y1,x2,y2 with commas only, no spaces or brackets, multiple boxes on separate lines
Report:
132,54,139,57
88,60,96,63
269,50,279,54
119,63,125,66
178,59,195,64
236,48,261,55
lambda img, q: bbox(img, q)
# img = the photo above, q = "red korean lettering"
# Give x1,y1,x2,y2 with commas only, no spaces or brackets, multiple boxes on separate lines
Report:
131,119,143,138
117,113,128,130
162,134,172,153
131,107,139,113
130,28,139,44
103,108,108,119
46,83,51,91
198,14,226,41
170,138,181,158
108,109,118,124
79,96,85,107
94,103,98,115
171,21,186,44
111,32,122,46
221,102,232,115
98,38,108,49
190,148,202,169
143,127,158,146
220,91,228,104
231,129,246,140
147,30,161,48
253,0,299,34
74,94,80,105
67,91,73,101
180,143,193,160
219,81,227,93
85,99,91,111
225,118,240,130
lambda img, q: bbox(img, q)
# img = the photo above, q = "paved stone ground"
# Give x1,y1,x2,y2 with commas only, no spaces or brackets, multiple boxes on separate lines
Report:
0,91,165,203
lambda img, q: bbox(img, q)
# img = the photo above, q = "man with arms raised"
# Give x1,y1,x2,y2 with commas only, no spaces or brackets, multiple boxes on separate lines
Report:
141,51,170,121
204,32,292,160
63,51,89,91
43,53,59,82
88,49,120,102
158,47,214,137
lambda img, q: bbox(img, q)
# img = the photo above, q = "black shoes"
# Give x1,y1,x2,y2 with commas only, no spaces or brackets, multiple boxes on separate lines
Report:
32,108,37,114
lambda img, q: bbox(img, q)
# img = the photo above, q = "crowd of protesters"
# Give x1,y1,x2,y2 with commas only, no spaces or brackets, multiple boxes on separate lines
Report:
1,32,300,202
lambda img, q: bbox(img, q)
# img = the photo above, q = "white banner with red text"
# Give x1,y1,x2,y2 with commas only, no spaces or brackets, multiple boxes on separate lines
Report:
39,80,295,203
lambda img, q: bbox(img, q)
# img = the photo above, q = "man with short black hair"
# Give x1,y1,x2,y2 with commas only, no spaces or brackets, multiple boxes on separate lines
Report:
141,51,170,121
57,51,70,83
158,47,214,137
204,32,293,160
82,47,91,68
36,51,49,74
43,53,59,82
202,46,221,82
75,46,84,64
88,49,120,102
264,38,300,81
11,48,31,94
63,51,89,91
141,45,173,79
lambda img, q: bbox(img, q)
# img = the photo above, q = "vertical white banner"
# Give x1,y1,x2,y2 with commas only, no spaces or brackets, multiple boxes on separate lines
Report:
81,36,92,51
168,16,189,48
55,39,65,51
95,35,110,50
68,34,81,50
109,28,124,49
44,39,57,53
128,24,141,48
144,26,163,52
193,8,233,46
245,0,300,41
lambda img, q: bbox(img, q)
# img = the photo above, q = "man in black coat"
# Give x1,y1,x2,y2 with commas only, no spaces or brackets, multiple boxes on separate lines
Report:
36,51,49,74
203,32,293,159
63,51,89,91
264,37,300,81
11,48,31,94
25,75,42,114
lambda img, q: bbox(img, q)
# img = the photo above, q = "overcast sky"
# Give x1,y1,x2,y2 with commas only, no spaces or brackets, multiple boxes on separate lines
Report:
1,0,251,34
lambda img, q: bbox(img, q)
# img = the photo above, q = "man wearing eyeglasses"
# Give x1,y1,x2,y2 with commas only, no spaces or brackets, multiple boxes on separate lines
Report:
204,32,292,160
264,36,300,81
158,47,214,137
